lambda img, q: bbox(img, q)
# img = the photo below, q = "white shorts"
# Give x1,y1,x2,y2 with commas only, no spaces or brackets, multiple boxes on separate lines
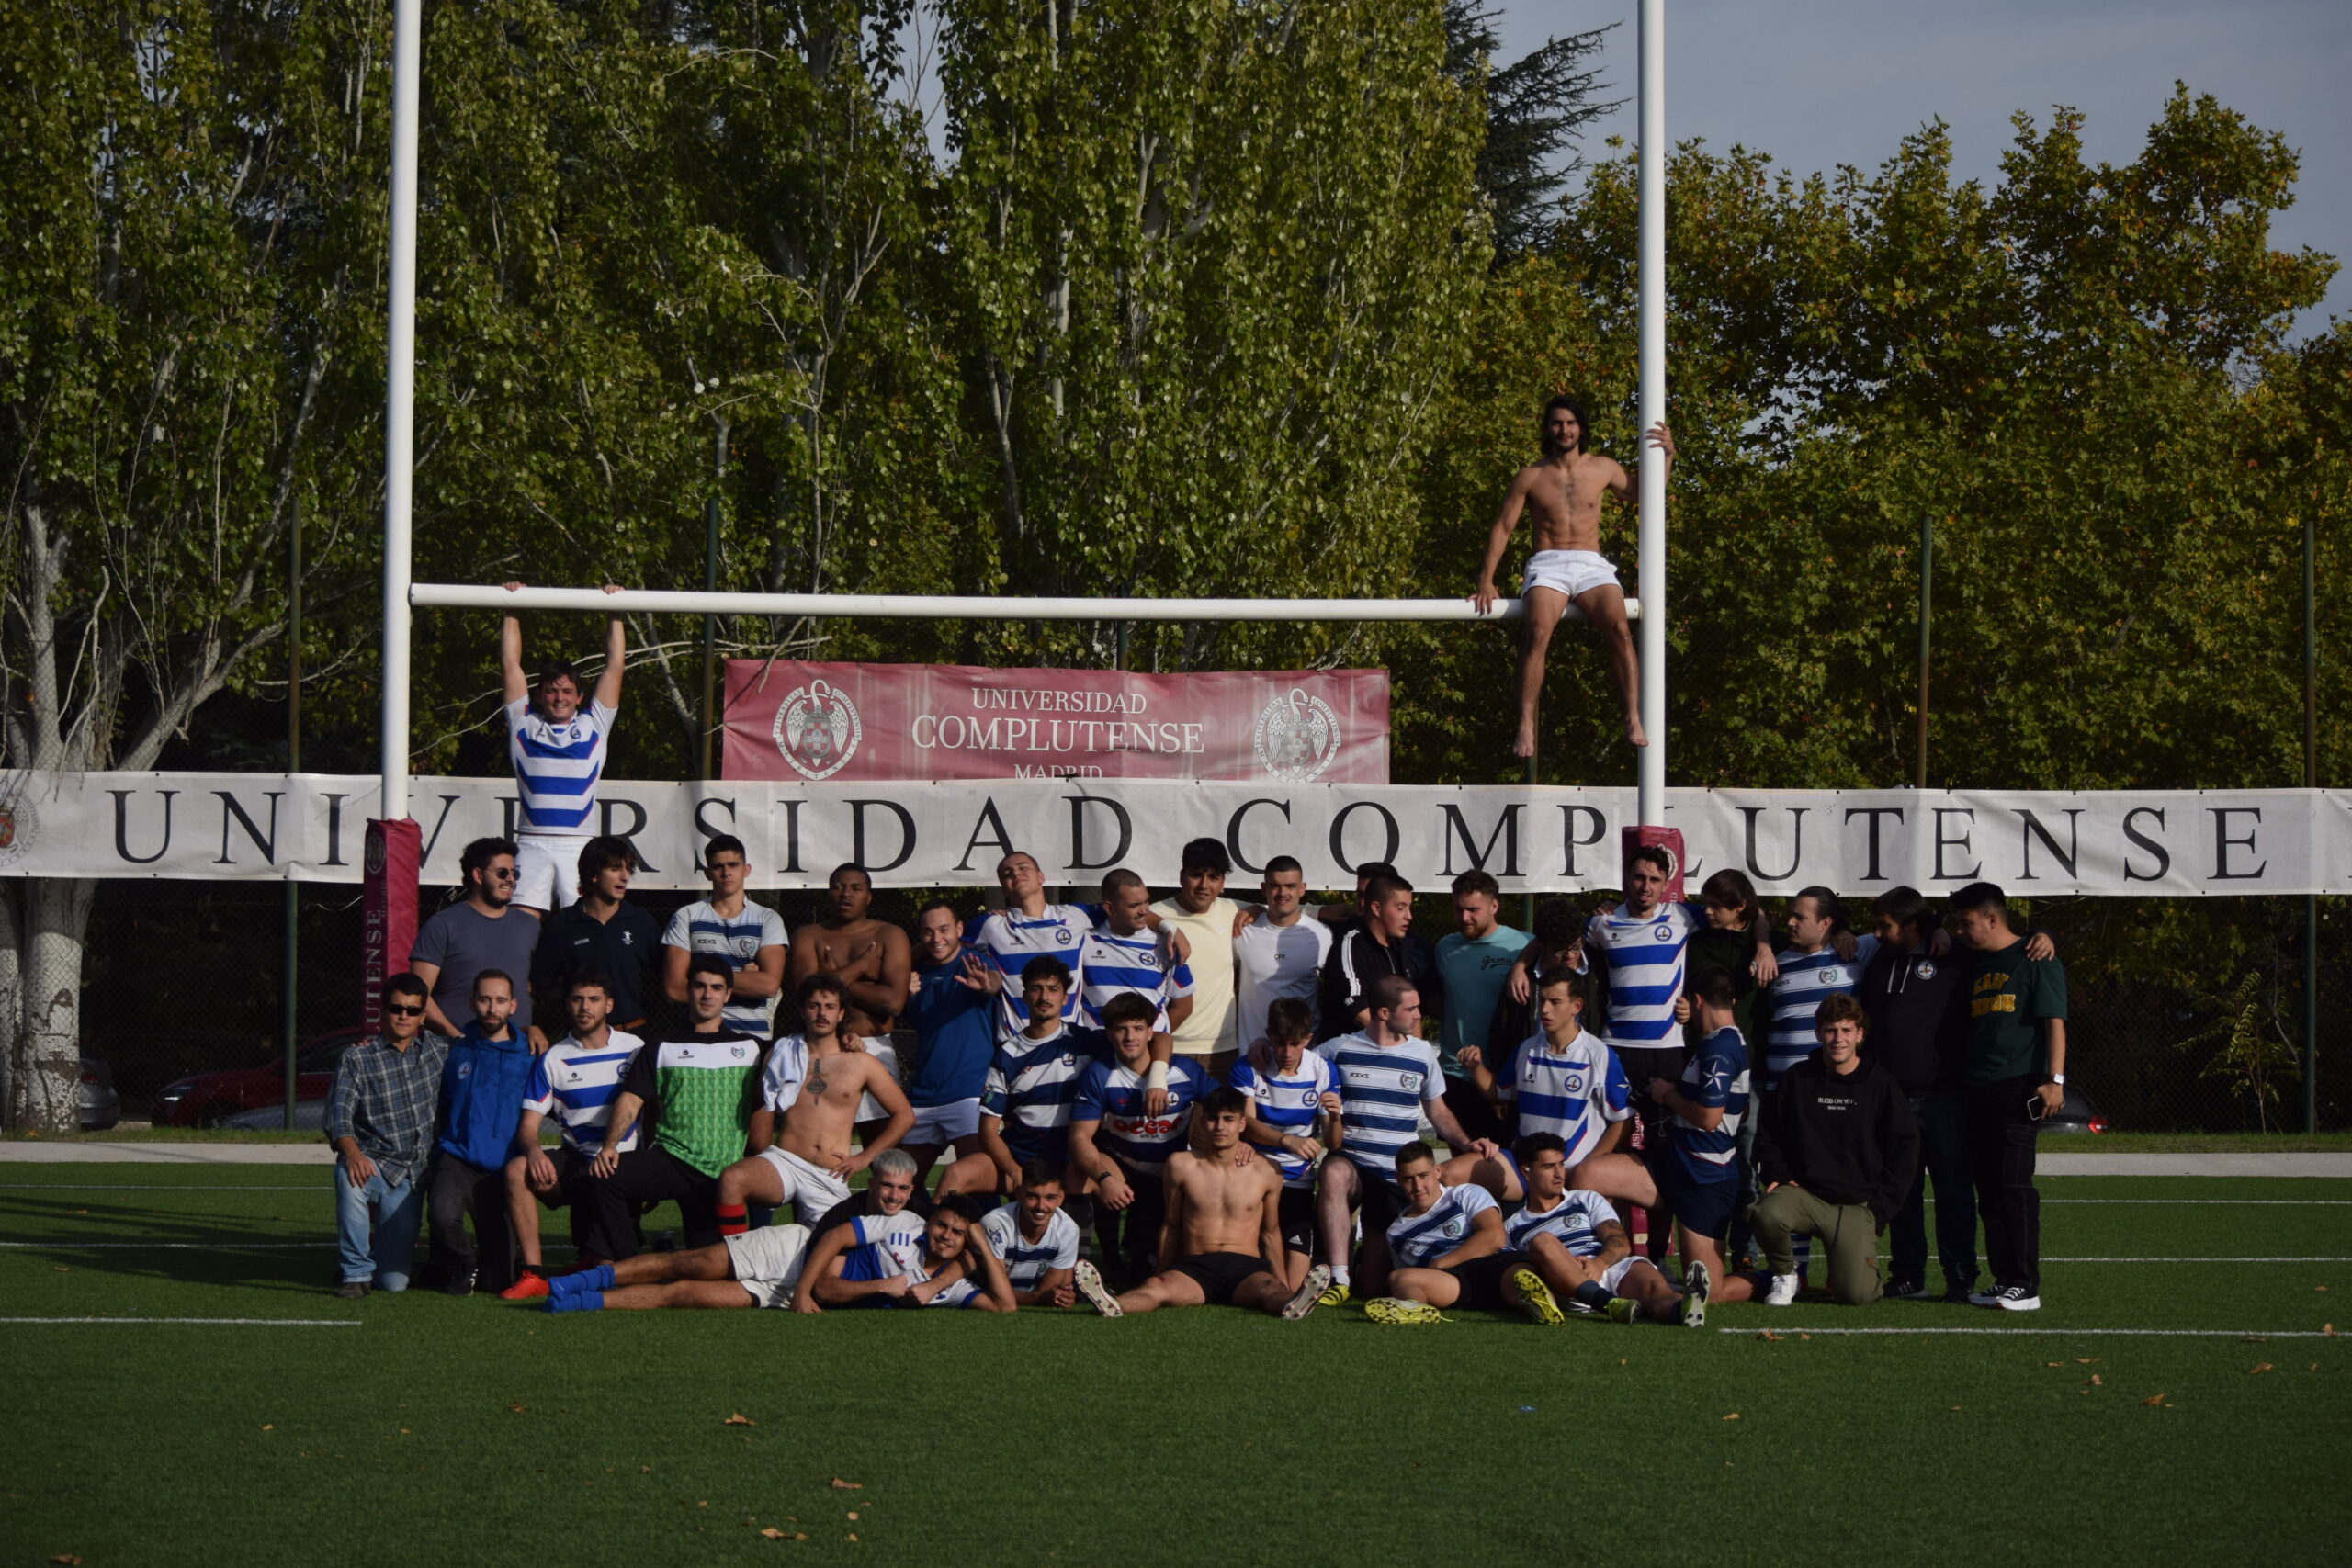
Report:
756,1145,852,1222
1523,549,1621,602
725,1222,814,1309
855,1037,902,1126
513,832,592,912
1561,1252,1656,1312
906,1098,982,1146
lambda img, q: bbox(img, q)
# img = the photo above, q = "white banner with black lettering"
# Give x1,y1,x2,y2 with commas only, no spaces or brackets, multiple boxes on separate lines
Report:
1,772,2347,895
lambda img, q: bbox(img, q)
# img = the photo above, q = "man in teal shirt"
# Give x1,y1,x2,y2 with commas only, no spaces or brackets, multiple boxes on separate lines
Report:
1433,870,1529,1143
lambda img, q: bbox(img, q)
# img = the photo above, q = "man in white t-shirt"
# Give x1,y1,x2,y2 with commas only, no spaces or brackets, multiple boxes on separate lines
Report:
661,833,789,1036
1232,854,1334,1047
1151,837,1247,1079
496,580,624,917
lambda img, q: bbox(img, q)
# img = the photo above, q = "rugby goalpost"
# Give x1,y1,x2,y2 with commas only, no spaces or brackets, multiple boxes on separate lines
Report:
377,3,1673,829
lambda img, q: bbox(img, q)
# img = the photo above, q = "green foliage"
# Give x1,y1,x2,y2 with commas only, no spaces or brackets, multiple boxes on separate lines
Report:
2177,969,2302,1130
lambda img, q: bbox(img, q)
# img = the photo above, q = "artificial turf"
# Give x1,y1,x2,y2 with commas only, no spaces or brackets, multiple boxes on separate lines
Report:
4,1168,2347,1567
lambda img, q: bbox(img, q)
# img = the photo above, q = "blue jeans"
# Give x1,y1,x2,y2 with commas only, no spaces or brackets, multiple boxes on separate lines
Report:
335,1163,424,1289
1890,1090,1978,1292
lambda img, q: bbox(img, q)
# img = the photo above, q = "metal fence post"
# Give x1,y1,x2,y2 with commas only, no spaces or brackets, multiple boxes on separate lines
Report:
2306,511,2319,1134
284,500,302,1128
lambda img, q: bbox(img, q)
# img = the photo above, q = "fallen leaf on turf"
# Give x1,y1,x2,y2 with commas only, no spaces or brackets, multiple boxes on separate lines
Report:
399,1427,410,1435
2250,1364,2274,1374
846,1534,859,1542
761,1529,785,1540
2326,1324,2337,1337
52,1267,69,1272
639,1466,651,1473
2090,1375,2102,1386
831,1478,863,1490
1799,1334,1812,1341
511,1404,527,1414
1756,1330,1781,1341
1722,1413,1741,1421
724,1413,754,1427
51,1556,79,1565
2045,1361,2064,1368
262,1424,274,1430
846,1512,859,1521
2143,1394,2165,1406
2076,1357,2098,1364
74,1209,86,1215
697,1501,708,1508
2317,1285,2328,1292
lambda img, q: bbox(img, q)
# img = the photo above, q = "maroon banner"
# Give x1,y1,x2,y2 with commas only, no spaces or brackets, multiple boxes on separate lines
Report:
362,818,421,1030
723,660,1389,784
1620,823,1688,906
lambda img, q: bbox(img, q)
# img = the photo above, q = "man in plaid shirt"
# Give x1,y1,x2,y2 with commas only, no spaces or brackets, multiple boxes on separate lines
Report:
325,972,449,1298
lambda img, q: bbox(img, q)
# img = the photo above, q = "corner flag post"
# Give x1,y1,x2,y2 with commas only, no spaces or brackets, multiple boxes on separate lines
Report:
1635,0,1668,828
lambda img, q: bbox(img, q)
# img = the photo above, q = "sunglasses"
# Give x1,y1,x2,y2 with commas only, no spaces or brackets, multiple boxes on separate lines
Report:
384,1003,425,1018
486,867,519,880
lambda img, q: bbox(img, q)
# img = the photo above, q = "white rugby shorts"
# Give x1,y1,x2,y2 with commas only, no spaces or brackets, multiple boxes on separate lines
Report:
907,1097,982,1146
726,1222,814,1309
1523,549,1621,602
513,832,593,912
854,1036,902,1125
756,1145,853,1221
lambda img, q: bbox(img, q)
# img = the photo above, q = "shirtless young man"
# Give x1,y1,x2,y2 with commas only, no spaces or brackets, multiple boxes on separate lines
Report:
786,863,913,1146
1071,1087,1329,1319
1470,396,1674,754
710,973,913,1233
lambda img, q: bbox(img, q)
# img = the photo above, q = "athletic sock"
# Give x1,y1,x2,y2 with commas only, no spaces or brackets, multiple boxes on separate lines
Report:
555,1262,616,1295
717,1203,749,1237
548,1290,605,1313
1571,1281,1614,1312
1330,1266,1351,1287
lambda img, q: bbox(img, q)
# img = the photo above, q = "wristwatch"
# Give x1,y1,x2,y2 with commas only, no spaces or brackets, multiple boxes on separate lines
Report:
2050,1074,2066,1086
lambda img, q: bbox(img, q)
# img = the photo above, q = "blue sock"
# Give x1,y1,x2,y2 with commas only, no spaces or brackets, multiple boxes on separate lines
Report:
548,1290,604,1313
551,1263,615,1297
1571,1281,1614,1311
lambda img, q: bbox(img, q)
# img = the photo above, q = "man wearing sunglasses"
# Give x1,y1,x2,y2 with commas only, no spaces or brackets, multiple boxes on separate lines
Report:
411,837,543,1043
324,974,450,1298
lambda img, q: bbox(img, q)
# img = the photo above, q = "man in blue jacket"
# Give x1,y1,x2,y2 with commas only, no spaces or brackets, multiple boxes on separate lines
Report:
425,969,539,1295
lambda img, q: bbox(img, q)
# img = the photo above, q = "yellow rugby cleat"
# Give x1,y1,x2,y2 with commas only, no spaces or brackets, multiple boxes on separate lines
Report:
1509,1268,1566,1326
1316,1279,1352,1310
1363,1296,1449,1326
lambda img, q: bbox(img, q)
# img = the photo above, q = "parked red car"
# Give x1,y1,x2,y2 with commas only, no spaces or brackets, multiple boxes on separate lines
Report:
154,1028,368,1127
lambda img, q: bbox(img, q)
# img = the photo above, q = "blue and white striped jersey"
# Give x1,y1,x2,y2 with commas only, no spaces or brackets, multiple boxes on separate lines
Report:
661,899,790,1035
520,1031,643,1155
965,907,1092,1039
979,1023,1108,1156
1385,1181,1499,1269
1493,1031,1631,1165
1073,1055,1211,1176
1583,900,1703,1052
842,1212,980,1308
1662,1026,1749,1185
1315,1032,1445,1186
1078,925,1194,1031
1759,936,1880,1089
980,1203,1081,1292
1229,1049,1337,1188
503,696,616,835
1504,1188,1621,1258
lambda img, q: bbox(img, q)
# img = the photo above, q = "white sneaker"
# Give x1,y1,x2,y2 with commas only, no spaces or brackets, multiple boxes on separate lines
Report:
1764,1272,1800,1307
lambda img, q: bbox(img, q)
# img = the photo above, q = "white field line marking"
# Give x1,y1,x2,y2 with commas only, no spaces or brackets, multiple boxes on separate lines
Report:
2043,1199,2352,1205
2041,1257,2352,1263
1721,1326,2336,1337
0,1316,359,1326
0,1240,333,1249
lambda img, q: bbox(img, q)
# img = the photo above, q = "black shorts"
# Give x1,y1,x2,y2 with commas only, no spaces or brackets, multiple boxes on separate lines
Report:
1277,1187,1317,1257
1352,1168,1408,1234
1173,1250,1272,1306
532,1145,597,1208
1649,1162,1739,1240
1441,1250,1524,1312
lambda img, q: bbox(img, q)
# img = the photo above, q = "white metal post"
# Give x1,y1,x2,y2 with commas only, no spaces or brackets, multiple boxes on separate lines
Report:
379,0,423,821
1634,0,1668,827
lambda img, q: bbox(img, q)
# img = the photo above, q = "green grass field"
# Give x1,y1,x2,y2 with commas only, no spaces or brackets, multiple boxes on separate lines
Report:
5,1167,2348,1567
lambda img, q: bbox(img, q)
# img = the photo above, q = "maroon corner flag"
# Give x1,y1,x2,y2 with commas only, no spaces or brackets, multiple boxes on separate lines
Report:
362,818,422,1031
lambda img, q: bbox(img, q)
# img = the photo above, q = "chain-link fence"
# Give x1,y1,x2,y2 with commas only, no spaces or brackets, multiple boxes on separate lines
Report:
72,875,2347,1132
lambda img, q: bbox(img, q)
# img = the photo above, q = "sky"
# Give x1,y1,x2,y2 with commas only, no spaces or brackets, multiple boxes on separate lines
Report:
1499,0,2352,333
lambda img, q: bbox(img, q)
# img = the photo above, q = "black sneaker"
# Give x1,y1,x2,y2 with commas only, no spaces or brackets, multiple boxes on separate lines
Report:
1993,1283,2041,1312
1885,1279,1931,1301
1944,1280,1979,1304
440,1270,476,1298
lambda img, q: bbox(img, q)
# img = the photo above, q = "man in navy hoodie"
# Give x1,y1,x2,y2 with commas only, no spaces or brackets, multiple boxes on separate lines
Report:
425,970,539,1295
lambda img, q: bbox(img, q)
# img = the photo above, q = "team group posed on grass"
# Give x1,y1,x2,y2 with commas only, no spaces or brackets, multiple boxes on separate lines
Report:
323,596,2072,1323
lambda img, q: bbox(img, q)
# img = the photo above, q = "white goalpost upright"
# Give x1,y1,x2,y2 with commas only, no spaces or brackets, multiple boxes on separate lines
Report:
375,7,1673,827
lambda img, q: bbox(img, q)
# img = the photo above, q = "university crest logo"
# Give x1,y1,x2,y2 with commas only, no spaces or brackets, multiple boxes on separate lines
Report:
1254,688,1342,783
772,678,862,780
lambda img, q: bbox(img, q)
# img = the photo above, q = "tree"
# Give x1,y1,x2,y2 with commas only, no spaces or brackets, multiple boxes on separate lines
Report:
1442,1,1617,257
1,0,391,1129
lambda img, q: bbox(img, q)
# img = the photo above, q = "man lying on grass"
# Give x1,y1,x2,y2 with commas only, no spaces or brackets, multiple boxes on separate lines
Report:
792,1190,1015,1312
543,1148,922,1312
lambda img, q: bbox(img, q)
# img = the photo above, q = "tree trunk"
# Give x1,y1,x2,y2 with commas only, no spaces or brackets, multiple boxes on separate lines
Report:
10,878,94,1134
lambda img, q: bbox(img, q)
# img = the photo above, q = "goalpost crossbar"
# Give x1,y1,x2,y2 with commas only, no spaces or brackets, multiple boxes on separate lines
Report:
409,584,1633,624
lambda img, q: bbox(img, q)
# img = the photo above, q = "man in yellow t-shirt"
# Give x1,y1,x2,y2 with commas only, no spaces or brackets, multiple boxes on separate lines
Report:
1150,838,1245,1080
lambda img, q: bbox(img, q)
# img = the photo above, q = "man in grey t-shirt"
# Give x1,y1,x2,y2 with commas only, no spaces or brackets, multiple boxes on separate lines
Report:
410,837,541,1035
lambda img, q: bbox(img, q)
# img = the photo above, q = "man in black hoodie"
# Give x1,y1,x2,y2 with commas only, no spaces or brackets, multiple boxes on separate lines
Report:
1751,993,1918,1306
